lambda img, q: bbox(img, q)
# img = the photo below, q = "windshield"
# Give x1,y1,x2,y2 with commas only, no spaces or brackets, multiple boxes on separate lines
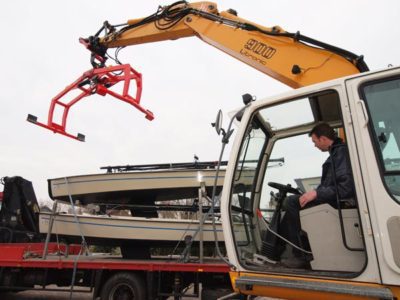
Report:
230,119,268,254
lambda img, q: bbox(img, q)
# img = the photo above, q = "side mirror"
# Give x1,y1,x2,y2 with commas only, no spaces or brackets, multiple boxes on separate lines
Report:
212,110,223,135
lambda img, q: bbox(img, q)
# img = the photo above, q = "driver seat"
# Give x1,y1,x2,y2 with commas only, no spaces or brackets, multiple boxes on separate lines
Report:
300,203,365,272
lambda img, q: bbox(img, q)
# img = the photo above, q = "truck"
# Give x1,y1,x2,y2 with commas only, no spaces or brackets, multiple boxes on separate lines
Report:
7,1,400,299
219,65,400,299
0,168,234,299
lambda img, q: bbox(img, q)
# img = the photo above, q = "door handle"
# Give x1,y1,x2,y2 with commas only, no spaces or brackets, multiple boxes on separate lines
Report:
357,99,369,127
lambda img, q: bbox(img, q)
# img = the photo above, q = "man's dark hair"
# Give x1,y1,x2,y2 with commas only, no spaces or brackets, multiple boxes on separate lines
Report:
309,123,336,140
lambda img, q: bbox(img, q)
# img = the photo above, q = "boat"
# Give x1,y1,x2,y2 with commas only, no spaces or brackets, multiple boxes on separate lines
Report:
42,161,253,253
48,161,228,206
39,212,224,247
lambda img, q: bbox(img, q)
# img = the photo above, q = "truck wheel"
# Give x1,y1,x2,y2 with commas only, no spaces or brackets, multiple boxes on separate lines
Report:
100,272,146,300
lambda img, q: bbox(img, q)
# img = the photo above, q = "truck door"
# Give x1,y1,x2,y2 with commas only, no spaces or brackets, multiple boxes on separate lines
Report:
346,67,400,286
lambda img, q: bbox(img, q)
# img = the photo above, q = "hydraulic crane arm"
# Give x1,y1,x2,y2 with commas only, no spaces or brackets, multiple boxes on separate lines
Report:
85,1,368,88
28,1,369,141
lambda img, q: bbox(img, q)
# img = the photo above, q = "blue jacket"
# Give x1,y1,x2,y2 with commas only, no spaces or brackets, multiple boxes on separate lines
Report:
316,138,355,207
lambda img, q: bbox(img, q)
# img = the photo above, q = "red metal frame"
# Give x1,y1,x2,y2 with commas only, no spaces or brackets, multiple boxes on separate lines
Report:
0,243,229,273
28,64,154,141
0,243,82,261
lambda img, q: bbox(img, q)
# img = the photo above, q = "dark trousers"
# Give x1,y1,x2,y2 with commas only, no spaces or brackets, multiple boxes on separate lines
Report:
280,195,322,257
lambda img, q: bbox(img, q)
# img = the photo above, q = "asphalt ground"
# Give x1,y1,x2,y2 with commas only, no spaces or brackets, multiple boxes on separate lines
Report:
0,289,92,299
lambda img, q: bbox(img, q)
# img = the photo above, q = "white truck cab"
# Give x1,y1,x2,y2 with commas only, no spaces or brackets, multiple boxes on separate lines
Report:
221,66,400,299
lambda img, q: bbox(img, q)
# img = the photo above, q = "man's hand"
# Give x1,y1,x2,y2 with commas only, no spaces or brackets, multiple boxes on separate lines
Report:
299,190,317,208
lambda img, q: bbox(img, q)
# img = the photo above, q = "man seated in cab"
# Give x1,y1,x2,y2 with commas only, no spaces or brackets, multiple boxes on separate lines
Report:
280,123,355,268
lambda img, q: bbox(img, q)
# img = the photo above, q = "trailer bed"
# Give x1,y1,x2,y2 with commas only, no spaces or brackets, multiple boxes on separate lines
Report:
0,243,229,273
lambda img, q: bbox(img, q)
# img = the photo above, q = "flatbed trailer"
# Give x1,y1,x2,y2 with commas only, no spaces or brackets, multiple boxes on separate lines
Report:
0,172,238,299
0,242,234,299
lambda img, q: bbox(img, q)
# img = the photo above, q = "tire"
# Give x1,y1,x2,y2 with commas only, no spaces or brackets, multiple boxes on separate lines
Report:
100,272,146,300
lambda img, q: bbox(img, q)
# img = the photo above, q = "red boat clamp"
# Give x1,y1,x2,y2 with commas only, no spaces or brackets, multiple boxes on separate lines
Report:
27,64,153,142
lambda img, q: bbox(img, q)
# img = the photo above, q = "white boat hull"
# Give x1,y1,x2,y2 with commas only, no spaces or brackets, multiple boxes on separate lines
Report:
48,169,226,205
39,212,224,243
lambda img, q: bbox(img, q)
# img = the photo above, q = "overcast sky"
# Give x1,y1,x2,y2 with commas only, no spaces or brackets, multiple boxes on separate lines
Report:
1,0,400,201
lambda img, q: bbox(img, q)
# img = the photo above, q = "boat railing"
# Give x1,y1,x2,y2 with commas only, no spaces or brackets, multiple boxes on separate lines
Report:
100,158,284,173
100,160,228,173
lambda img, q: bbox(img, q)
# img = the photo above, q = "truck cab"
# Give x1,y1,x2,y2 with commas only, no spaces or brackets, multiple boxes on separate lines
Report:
221,66,400,299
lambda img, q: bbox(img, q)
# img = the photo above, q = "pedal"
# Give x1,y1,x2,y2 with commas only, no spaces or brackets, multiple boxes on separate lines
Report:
253,253,277,265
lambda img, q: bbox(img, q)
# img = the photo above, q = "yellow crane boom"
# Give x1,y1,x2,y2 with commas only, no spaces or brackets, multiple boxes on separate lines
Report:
86,1,368,88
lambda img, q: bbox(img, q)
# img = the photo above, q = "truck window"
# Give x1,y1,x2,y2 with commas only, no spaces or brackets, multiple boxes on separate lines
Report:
260,133,327,220
258,97,314,130
362,77,400,202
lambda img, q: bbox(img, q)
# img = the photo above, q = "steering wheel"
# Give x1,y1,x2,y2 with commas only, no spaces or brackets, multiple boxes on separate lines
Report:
268,182,301,195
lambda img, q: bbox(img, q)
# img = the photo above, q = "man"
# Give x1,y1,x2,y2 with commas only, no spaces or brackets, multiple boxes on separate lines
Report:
280,123,355,268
